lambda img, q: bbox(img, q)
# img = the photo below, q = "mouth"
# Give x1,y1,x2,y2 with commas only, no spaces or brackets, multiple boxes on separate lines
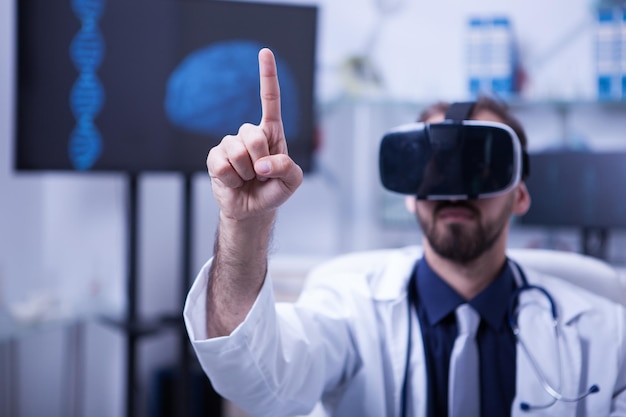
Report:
435,202,478,222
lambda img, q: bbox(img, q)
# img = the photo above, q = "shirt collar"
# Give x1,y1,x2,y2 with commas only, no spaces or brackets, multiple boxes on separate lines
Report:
415,257,516,330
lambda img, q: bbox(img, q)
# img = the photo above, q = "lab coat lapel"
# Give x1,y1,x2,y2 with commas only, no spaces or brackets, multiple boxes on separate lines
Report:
407,299,428,417
511,285,583,416
374,248,427,417
381,295,427,417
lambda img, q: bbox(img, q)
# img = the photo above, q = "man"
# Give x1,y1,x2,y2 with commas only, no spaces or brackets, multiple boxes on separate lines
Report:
183,48,626,416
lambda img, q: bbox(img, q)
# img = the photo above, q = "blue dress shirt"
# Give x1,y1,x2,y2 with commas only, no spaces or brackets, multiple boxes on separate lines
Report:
411,258,517,417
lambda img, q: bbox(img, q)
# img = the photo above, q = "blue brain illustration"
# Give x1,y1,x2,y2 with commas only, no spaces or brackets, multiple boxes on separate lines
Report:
165,40,300,140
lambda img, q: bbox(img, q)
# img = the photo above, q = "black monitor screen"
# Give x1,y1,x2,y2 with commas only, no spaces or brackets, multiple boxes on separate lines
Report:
520,151,626,228
15,0,318,173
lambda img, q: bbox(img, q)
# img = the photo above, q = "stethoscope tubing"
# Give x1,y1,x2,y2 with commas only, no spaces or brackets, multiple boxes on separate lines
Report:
400,259,600,416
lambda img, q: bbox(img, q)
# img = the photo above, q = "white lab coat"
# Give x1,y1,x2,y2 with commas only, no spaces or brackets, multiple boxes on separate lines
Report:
184,246,626,417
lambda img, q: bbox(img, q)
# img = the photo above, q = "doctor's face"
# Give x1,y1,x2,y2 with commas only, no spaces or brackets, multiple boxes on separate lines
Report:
406,109,530,263
412,192,517,263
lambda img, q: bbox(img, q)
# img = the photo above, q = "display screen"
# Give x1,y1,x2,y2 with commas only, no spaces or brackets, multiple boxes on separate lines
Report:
15,0,318,173
520,151,626,228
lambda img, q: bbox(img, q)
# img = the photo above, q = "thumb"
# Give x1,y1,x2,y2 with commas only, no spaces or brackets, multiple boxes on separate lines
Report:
254,154,303,191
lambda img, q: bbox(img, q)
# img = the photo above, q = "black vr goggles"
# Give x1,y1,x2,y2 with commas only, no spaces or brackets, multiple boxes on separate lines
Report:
379,102,530,200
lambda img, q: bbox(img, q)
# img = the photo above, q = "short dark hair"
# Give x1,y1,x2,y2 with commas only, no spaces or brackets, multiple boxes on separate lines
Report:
417,96,528,150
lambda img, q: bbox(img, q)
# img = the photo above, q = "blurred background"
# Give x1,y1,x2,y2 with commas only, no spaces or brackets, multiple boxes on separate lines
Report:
2,0,626,416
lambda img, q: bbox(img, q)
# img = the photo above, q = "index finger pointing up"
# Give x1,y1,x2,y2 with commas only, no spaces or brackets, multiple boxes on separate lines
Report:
258,48,282,125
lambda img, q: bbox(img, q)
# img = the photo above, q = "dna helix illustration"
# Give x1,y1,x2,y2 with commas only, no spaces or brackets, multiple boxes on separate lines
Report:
69,0,106,170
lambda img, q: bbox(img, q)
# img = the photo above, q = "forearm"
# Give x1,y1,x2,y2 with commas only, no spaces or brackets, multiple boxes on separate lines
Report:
206,211,275,338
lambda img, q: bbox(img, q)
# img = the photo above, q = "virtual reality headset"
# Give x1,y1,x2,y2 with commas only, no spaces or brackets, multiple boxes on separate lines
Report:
379,102,529,200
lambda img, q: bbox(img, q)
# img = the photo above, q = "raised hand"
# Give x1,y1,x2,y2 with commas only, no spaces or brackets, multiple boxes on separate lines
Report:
205,48,303,337
206,48,303,222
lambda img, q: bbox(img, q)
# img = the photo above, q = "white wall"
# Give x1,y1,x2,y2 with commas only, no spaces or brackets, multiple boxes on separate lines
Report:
303,0,597,102
2,0,626,416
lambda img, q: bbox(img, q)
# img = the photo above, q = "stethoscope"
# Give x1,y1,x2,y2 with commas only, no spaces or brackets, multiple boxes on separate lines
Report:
400,259,600,417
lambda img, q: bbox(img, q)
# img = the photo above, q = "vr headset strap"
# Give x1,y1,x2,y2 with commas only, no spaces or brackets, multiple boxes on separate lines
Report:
444,102,476,122
522,153,530,178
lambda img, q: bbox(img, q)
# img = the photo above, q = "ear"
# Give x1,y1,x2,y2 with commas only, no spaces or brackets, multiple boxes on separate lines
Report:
512,182,531,216
405,196,417,213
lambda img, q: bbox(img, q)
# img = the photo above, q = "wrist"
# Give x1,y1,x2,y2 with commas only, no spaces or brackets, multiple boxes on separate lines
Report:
217,210,275,259
218,210,275,236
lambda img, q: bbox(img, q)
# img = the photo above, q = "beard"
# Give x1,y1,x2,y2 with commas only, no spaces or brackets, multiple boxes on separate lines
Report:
416,199,513,264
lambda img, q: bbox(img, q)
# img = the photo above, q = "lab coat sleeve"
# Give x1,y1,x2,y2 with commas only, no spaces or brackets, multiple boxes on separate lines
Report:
611,305,626,416
183,259,362,417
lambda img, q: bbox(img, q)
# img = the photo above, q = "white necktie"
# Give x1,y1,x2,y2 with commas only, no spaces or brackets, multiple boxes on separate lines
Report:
448,303,481,417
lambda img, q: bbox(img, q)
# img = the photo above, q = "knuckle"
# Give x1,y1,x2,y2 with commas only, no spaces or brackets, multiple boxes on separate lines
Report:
273,154,302,183
275,153,293,168
240,126,266,145
220,136,250,162
237,123,258,136
228,144,253,167
261,90,280,102
207,154,231,178
245,137,269,157
208,161,244,189
210,137,256,182
206,146,222,171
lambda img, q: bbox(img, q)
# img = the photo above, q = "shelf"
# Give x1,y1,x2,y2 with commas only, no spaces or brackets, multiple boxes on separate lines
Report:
318,96,626,111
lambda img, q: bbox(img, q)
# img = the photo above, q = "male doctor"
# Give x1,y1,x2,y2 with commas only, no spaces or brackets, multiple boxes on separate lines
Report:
183,48,626,416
